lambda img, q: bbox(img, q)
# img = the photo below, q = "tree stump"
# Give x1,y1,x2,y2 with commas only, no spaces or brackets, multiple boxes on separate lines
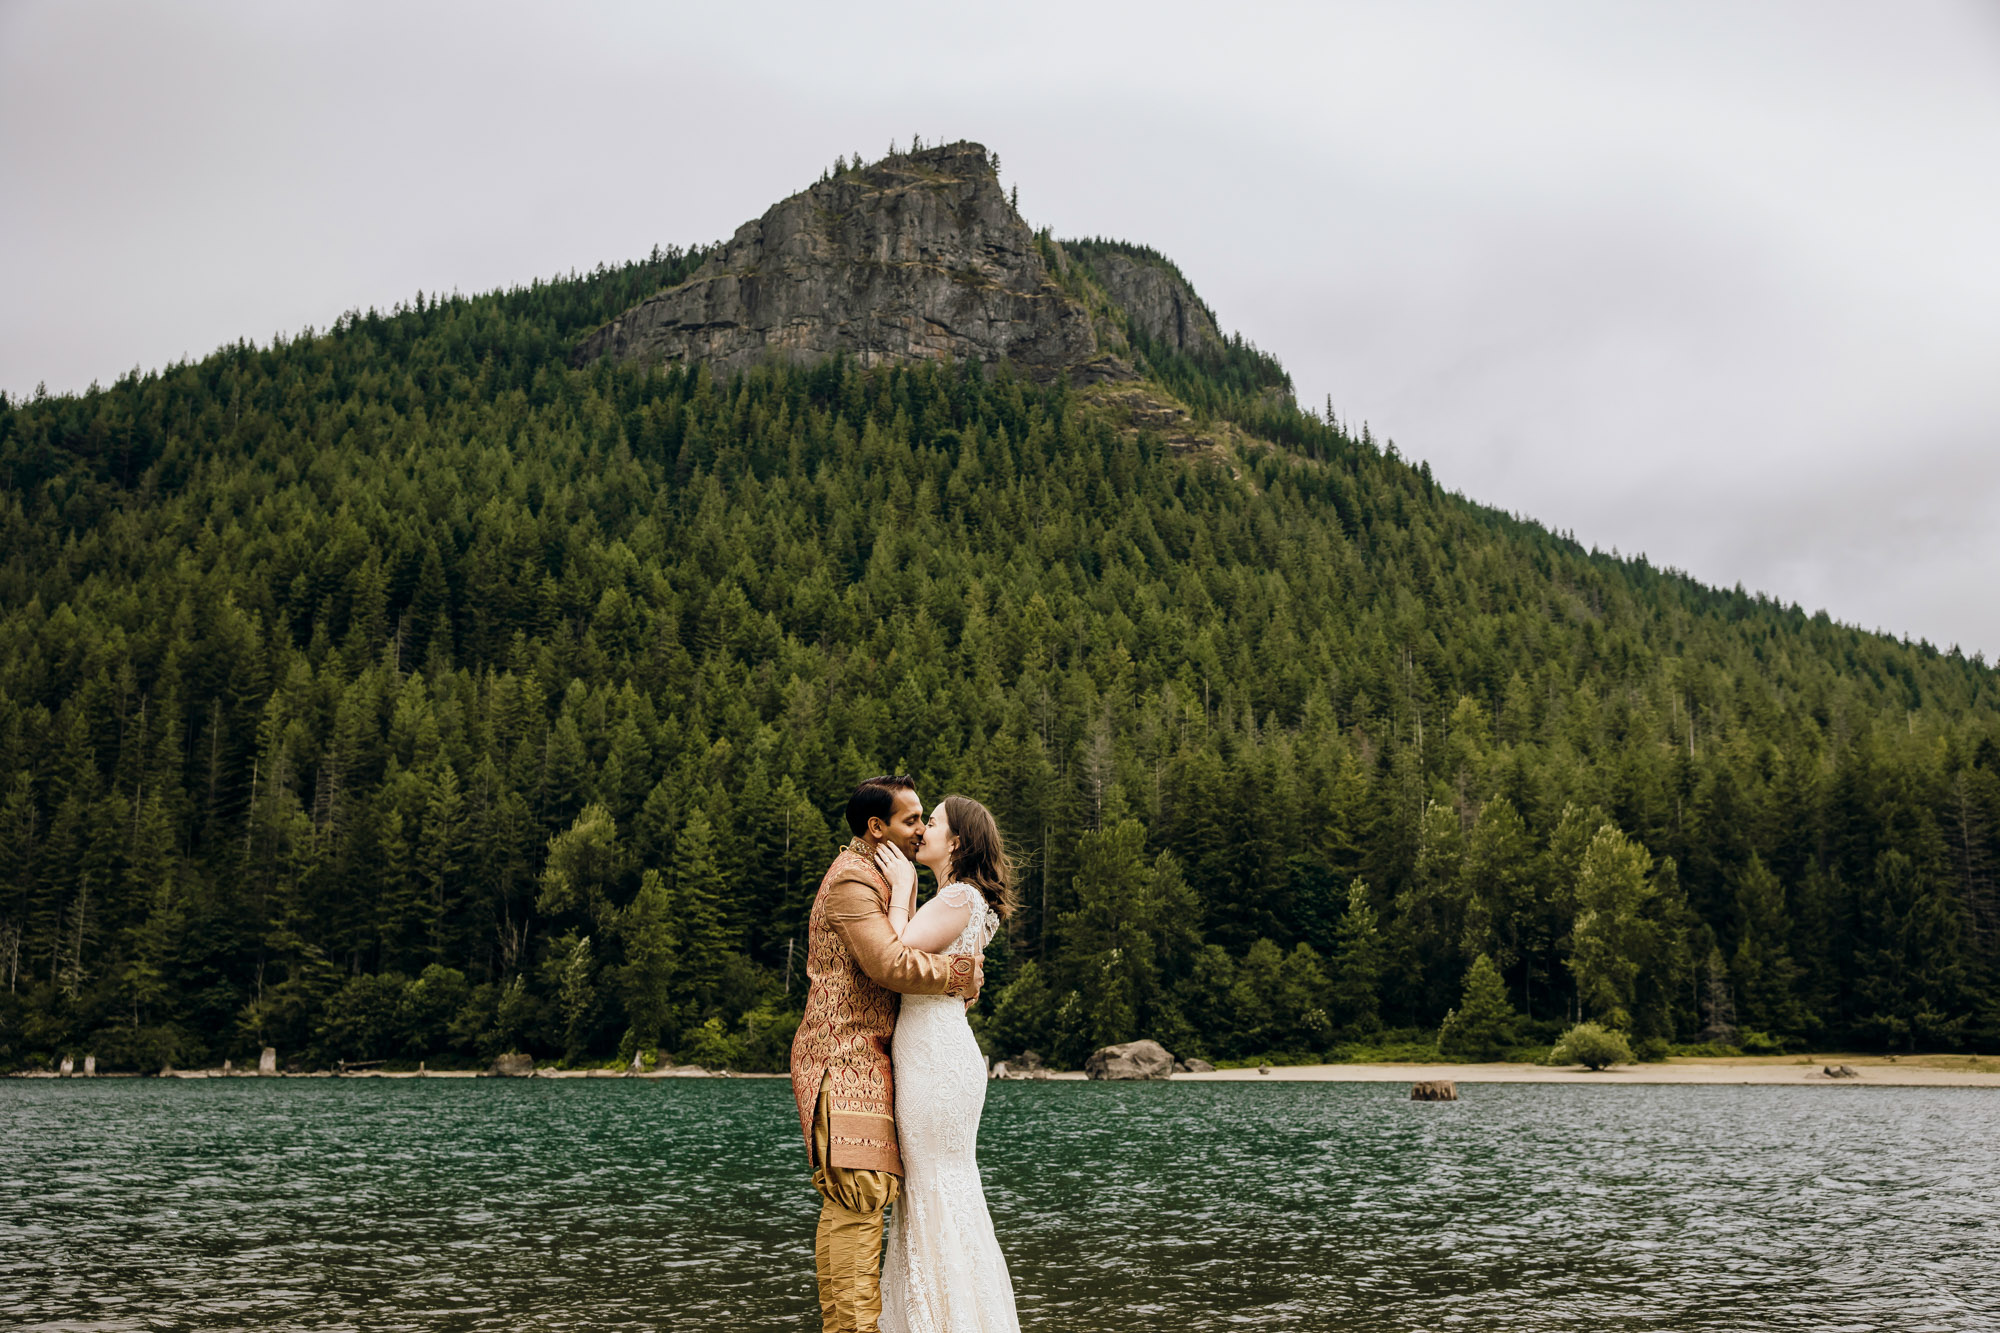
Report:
1410,1080,1459,1101
83,1055,96,1077
58,1055,73,1077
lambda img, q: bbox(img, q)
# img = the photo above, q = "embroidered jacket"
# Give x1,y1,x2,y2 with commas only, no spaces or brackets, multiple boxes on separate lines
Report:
790,839,977,1174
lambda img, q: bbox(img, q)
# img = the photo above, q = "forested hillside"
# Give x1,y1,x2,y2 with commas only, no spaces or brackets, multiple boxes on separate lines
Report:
2,239,1996,1073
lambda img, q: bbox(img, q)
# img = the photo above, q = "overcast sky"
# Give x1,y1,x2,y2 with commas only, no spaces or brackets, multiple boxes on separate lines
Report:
5,1,1998,656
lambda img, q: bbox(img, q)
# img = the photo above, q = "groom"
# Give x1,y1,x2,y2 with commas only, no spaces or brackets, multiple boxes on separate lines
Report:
792,774,982,1333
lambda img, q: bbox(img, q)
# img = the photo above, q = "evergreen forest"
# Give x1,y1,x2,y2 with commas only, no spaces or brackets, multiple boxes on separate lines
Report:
3,241,1998,1074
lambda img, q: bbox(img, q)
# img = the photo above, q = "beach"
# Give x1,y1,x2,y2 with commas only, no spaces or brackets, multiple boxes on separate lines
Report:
1168,1054,2000,1088
19,1052,2000,1087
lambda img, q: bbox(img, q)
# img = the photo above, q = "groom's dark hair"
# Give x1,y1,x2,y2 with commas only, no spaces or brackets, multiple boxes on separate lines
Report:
846,774,916,837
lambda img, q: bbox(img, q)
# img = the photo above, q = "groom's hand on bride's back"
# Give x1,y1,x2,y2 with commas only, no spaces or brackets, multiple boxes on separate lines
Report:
945,953,984,1005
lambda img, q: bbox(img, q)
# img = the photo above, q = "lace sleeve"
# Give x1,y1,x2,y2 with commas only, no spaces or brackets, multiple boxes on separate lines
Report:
935,883,980,911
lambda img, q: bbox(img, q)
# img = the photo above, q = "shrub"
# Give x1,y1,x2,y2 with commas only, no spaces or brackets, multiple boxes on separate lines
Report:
987,961,1055,1059
398,964,471,1056
1633,1035,1672,1063
732,1001,802,1073
678,1016,743,1070
1739,1028,1789,1055
1550,1022,1634,1070
314,973,411,1062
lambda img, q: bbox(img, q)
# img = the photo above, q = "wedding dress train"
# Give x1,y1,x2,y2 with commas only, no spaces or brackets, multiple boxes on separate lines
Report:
880,884,1020,1333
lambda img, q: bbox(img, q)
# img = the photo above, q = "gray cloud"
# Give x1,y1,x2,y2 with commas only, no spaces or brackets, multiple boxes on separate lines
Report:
4,0,1996,654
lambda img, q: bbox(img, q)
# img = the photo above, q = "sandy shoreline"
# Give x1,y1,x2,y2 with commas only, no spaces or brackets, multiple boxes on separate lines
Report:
1168,1055,2000,1088
17,1055,2000,1086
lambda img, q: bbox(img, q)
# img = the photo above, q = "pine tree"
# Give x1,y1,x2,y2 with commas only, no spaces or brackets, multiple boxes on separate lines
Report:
618,869,677,1047
1329,879,1384,1036
1438,954,1521,1059
668,810,735,1017
1853,850,1969,1050
1567,824,1657,1029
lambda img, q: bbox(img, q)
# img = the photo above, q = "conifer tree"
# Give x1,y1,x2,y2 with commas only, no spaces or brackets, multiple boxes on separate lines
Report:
668,810,734,1015
1329,879,1384,1036
1437,953,1521,1059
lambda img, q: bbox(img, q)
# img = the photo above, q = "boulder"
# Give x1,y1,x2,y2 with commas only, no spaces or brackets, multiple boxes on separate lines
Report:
1823,1064,1860,1079
1411,1080,1459,1101
490,1052,535,1078
1084,1040,1175,1081
83,1054,96,1077
1182,1058,1216,1074
1012,1050,1046,1072
258,1046,277,1076
58,1055,73,1077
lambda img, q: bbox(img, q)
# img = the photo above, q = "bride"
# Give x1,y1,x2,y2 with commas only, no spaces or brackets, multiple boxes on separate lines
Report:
870,794,1020,1333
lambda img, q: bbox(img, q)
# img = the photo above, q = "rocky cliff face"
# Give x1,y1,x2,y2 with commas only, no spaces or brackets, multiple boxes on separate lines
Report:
575,142,1127,382
1086,251,1223,359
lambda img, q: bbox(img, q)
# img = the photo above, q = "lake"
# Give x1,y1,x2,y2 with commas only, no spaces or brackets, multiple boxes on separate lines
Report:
4,1076,1997,1331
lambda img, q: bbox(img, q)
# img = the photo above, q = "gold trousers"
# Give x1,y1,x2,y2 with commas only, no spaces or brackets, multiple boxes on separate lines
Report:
812,1071,901,1333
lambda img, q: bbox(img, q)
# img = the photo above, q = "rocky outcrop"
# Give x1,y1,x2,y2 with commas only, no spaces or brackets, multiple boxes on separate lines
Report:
489,1052,534,1077
1084,1039,1175,1081
576,142,1128,384
1086,251,1223,359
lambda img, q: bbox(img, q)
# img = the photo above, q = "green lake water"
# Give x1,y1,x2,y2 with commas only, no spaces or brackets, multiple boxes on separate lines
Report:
4,1077,1996,1331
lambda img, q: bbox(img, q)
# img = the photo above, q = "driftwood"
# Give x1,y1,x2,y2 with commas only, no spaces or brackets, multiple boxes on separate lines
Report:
1410,1079,1460,1101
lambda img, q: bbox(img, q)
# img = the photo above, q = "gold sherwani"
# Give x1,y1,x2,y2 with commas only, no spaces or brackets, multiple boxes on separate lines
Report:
791,839,976,1174
793,839,977,1333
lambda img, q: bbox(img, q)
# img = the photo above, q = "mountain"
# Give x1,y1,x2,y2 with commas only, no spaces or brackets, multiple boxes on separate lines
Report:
574,143,1123,384
1,143,1996,1075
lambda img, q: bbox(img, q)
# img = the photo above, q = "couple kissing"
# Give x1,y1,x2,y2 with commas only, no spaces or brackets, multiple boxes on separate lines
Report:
790,775,1021,1333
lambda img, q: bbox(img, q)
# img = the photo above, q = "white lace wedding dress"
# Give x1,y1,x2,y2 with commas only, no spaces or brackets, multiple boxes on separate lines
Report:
880,884,1020,1333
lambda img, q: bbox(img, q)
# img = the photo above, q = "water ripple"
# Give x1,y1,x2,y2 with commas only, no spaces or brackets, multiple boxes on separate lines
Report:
4,1079,1998,1330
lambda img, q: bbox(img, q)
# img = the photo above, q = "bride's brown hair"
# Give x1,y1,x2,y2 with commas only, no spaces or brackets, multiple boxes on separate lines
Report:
940,794,1016,920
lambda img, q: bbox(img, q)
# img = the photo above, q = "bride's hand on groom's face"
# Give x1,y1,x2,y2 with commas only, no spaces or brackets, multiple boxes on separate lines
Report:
873,841,919,899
